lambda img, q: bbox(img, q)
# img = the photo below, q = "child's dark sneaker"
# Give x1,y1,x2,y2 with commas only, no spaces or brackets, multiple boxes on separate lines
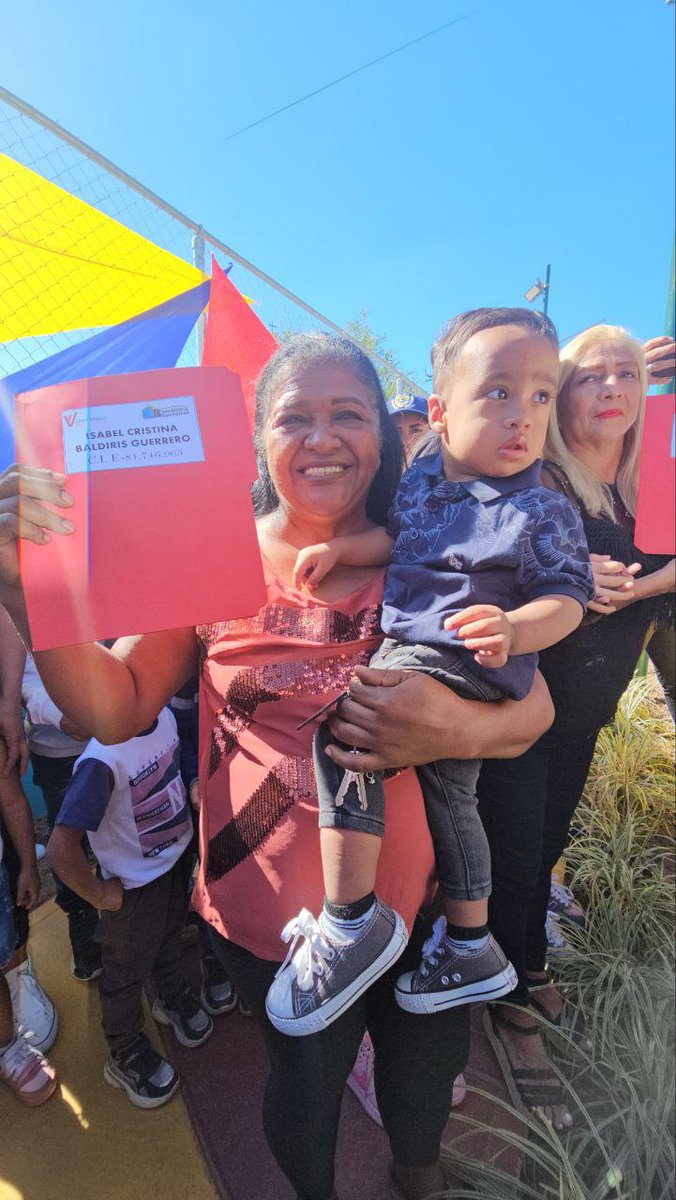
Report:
265,899,407,1037
152,980,213,1047
70,942,103,983
395,917,517,1014
200,957,238,1017
103,1035,179,1109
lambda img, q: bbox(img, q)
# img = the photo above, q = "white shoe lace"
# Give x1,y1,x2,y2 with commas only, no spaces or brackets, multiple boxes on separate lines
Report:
0,1036,42,1084
418,915,447,979
273,908,336,995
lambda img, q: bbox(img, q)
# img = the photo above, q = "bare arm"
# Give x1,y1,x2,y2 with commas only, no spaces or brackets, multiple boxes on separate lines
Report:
0,605,28,774
325,663,554,773
588,557,675,615
46,825,123,911
32,631,199,745
632,558,675,601
1,583,197,744
0,465,199,742
507,595,583,653
445,595,583,667
294,528,394,590
642,336,676,386
0,739,39,907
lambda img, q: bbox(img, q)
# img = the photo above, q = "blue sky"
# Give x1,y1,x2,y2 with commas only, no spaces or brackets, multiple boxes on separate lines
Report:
2,0,674,385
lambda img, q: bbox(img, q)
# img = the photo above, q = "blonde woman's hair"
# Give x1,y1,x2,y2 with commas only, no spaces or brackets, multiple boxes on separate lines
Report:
544,324,647,521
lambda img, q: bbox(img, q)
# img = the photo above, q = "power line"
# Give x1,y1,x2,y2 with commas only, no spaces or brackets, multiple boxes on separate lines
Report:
219,10,478,145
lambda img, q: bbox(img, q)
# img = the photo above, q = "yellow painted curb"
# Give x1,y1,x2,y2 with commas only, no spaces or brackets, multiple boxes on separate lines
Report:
1,900,216,1200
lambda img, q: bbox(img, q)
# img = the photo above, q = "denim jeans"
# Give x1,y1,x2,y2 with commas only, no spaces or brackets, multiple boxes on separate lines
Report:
314,639,501,901
0,820,29,952
0,862,17,968
477,725,600,1004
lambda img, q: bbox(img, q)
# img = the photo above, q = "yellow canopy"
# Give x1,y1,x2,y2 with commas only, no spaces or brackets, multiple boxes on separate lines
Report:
0,153,205,341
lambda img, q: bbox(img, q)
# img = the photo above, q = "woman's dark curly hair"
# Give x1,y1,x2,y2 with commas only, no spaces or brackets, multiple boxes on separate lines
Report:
251,331,403,525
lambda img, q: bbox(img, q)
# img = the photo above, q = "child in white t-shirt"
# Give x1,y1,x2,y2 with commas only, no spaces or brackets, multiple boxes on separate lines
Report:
47,706,213,1109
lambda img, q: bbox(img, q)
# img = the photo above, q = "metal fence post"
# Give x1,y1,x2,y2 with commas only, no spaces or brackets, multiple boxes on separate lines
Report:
192,229,206,361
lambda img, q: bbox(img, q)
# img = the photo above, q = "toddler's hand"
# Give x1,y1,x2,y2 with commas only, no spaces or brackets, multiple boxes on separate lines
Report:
293,542,341,591
98,877,124,912
445,605,514,668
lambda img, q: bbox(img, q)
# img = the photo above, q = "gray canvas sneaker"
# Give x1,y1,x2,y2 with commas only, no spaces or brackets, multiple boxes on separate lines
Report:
266,899,408,1036
395,916,517,1014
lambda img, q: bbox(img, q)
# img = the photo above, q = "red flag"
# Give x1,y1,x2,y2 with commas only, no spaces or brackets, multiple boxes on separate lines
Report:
201,258,278,431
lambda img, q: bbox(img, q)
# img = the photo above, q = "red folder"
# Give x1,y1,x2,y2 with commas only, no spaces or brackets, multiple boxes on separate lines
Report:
634,393,675,556
15,366,266,650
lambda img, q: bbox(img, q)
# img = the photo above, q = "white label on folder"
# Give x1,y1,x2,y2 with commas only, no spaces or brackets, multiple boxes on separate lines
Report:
61,397,205,473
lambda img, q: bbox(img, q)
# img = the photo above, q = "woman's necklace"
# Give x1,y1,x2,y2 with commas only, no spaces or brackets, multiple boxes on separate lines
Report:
607,483,633,528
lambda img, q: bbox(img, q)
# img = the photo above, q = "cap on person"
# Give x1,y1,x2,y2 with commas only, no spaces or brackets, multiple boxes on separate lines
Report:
386,392,429,418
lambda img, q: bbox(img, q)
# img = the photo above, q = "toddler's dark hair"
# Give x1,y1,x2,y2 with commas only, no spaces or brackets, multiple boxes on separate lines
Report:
431,307,559,393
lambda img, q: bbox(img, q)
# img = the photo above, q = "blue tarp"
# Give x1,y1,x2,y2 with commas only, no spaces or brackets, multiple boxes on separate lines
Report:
0,280,210,470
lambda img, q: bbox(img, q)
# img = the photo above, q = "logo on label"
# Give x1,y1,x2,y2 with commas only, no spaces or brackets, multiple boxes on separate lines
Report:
63,411,79,427
142,403,191,419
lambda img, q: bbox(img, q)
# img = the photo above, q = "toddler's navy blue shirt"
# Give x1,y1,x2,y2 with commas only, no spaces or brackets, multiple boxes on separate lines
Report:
381,453,594,700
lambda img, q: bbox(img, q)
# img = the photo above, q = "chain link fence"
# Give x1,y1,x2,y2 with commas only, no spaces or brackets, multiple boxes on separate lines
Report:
0,87,420,397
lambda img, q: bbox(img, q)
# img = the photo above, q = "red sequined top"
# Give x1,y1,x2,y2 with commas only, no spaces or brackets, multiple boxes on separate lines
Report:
191,558,436,961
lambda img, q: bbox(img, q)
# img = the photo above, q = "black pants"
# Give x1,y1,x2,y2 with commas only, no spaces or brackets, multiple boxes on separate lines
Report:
478,725,600,1005
31,752,98,923
98,853,190,1057
647,625,675,717
210,911,469,1200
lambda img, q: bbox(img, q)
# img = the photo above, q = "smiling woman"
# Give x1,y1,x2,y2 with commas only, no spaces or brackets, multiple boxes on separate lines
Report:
478,323,676,1132
263,365,382,533
251,334,402,531
0,330,552,1200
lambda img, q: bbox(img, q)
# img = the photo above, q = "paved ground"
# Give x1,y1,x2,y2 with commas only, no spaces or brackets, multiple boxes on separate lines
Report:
0,900,216,1200
6,898,524,1200
160,945,524,1200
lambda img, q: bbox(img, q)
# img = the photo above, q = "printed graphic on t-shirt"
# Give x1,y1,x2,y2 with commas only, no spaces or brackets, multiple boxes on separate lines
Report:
130,744,190,858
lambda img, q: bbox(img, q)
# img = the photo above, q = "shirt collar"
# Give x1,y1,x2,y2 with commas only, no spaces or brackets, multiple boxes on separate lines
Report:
416,453,543,502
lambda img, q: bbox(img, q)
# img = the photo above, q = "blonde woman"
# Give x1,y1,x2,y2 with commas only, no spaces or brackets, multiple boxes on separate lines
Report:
478,325,675,1130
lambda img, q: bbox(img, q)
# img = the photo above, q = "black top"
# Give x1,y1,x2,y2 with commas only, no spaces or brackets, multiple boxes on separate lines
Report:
537,462,674,735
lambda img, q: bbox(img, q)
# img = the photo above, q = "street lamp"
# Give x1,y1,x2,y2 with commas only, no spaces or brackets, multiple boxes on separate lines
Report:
523,264,551,316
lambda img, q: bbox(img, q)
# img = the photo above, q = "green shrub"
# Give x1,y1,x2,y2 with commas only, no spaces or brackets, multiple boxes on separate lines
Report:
442,679,675,1200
